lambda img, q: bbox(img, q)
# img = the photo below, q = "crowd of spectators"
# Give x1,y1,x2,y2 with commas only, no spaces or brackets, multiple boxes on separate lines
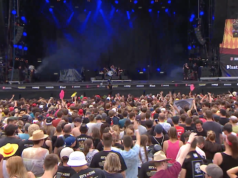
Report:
0,91,238,178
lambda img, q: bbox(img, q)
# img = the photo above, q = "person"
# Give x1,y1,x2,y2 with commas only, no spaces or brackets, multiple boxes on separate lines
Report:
158,113,171,133
196,136,206,159
118,111,129,129
195,119,207,137
180,136,205,178
229,116,238,133
77,124,92,151
107,82,113,96
200,164,223,178
43,117,56,139
219,109,229,126
203,110,222,144
56,147,76,178
139,135,151,168
193,63,198,80
172,116,184,140
90,133,127,175
22,130,49,177
227,166,238,178
103,152,124,178
41,154,59,178
163,127,183,164
213,134,238,178
135,115,147,135
52,110,64,127
6,156,35,178
183,63,189,80
71,117,82,137
151,124,169,148
151,132,197,178
83,139,99,166
68,151,106,178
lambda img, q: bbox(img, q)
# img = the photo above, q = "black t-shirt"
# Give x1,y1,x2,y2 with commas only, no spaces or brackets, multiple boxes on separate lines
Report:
23,139,34,148
182,151,205,178
83,117,90,124
55,134,79,149
102,170,123,178
93,138,101,149
184,126,195,133
96,141,104,151
90,150,127,172
150,135,169,148
77,134,92,151
56,166,76,178
219,117,229,126
0,137,24,156
71,168,105,178
139,161,157,178
195,129,207,137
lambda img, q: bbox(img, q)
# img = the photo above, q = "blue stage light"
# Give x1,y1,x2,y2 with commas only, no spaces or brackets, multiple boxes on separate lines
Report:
12,10,16,15
168,0,171,4
191,14,195,18
151,0,154,4
134,0,138,4
115,0,118,4
23,32,27,36
193,45,196,48
45,0,49,3
200,11,204,15
116,9,118,12
21,16,26,21
63,0,66,3
165,9,168,12
173,12,176,14
157,11,160,13
157,68,161,72
143,68,146,72
190,18,193,22
84,9,87,12
49,8,53,12
18,45,22,49
132,9,134,12
188,46,192,50
23,47,28,51
148,9,152,12
13,45,18,48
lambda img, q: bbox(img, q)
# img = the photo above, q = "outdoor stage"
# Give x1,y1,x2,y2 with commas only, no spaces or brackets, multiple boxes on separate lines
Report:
0,79,238,99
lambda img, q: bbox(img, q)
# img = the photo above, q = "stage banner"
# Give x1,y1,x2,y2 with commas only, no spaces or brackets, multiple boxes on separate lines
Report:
173,99,193,110
220,19,238,76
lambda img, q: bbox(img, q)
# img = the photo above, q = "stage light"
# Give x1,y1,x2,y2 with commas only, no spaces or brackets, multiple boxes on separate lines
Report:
165,9,168,12
134,0,138,4
188,46,192,50
84,9,87,12
173,12,176,14
49,8,53,12
116,9,118,12
191,14,195,18
12,10,16,15
18,45,22,49
157,11,160,13
21,16,26,21
148,9,152,12
23,32,27,36
45,0,49,3
115,0,118,4
23,47,28,51
193,45,195,48
63,0,66,3
157,68,161,72
143,68,146,72
132,9,134,12
190,18,193,22
13,45,18,48
168,0,171,4
200,11,204,15
151,0,154,4
212,16,214,20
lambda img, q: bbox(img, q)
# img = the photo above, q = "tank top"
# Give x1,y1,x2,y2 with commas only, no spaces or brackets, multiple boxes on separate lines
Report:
166,140,180,163
220,152,238,178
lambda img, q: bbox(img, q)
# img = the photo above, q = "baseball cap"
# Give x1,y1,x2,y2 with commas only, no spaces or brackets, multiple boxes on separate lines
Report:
60,147,74,159
64,136,76,147
154,124,163,134
230,116,237,121
78,109,84,115
67,151,87,167
200,164,223,178
9,107,14,112
46,117,53,125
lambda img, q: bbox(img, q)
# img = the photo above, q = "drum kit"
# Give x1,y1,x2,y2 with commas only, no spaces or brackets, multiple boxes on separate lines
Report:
100,65,124,77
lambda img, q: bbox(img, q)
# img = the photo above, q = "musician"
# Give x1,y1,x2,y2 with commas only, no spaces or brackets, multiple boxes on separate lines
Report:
110,65,117,75
183,63,189,80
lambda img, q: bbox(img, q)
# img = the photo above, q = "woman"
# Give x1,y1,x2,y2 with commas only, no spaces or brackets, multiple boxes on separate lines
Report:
230,116,238,133
139,135,151,168
103,152,123,178
83,139,99,166
6,156,35,178
22,130,49,177
203,131,222,162
91,127,101,149
213,134,238,178
52,125,63,151
163,127,183,164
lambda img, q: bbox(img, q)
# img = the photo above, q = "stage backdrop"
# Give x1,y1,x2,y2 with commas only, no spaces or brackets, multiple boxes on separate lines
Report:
220,19,238,76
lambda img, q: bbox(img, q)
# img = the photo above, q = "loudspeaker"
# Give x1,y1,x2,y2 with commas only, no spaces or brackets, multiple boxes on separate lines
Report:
201,67,210,77
121,76,128,80
194,27,206,45
8,69,19,81
112,76,119,80
95,76,103,80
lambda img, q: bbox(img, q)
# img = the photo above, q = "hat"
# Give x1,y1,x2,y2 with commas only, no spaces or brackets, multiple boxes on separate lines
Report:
46,117,53,125
135,115,141,122
78,109,84,115
153,151,171,162
29,130,48,141
60,147,74,159
200,164,223,178
64,136,76,147
230,116,238,121
154,124,163,134
9,107,14,112
32,103,37,107
0,143,18,158
67,151,87,167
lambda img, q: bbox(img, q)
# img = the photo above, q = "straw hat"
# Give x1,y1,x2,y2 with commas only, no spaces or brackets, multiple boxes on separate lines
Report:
29,130,48,141
153,151,171,162
0,143,18,157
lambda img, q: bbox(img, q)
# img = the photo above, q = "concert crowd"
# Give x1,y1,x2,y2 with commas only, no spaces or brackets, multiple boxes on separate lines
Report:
0,91,238,178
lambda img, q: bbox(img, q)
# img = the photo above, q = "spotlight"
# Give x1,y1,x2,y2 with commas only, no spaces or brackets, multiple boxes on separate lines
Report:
45,0,49,3
84,9,87,12
191,14,195,18
116,9,118,12
190,18,193,22
115,0,118,4
188,46,192,50
151,0,154,4
63,0,66,3
173,12,176,14
23,47,28,51
11,10,16,15
13,45,18,48
134,0,138,4
21,16,26,21
193,45,196,48
165,8,168,12
18,45,22,49
200,11,204,15
157,11,160,13
168,0,171,3
49,8,53,12
23,32,27,36
148,9,152,12
157,68,161,72
132,9,134,12
143,68,146,72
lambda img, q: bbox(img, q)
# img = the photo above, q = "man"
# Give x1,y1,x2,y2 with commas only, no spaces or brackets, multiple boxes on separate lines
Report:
129,112,135,123
107,110,119,125
135,115,147,135
151,133,197,178
203,110,222,144
179,114,187,128
112,130,140,178
196,136,206,159
119,111,129,128
195,119,207,137
56,147,76,178
41,154,59,178
77,124,92,151
87,114,96,135
172,116,184,140
71,117,82,137
52,110,63,127
180,137,205,178
69,151,105,178
158,113,171,133
222,123,236,138
90,133,127,175
0,124,24,156
184,117,195,132
200,164,223,178
82,111,91,124
94,114,103,130
219,109,229,125
150,124,169,148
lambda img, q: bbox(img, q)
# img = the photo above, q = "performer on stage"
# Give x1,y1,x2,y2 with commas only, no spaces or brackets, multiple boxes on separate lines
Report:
183,63,189,80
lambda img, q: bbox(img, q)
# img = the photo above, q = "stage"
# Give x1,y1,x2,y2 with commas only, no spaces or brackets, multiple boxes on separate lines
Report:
0,79,238,99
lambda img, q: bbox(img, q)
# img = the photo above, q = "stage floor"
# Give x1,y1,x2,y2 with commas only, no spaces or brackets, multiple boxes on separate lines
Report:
0,80,238,99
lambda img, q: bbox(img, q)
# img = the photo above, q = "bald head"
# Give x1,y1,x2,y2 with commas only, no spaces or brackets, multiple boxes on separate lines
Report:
63,124,72,134
159,113,165,121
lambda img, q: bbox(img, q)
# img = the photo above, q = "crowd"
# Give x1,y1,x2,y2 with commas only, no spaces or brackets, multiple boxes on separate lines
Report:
0,91,238,178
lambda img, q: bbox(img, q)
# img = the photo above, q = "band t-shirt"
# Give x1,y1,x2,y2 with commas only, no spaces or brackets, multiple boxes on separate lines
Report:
139,161,157,178
90,150,127,172
150,135,169,148
151,162,181,178
56,166,76,178
195,129,207,137
76,134,92,151
182,151,205,178
70,168,105,178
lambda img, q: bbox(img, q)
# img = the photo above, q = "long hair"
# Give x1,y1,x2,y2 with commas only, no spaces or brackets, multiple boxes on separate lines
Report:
226,134,238,159
6,156,29,178
168,127,178,140
206,131,216,142
139,135,149,162
83,139,93,156
104,152,121,173
44,124,55,138
91,127,100,139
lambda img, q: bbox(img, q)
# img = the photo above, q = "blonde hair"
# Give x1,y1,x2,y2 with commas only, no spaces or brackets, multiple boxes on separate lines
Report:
6,156,29,178
104,152,121,173
207,130,216,141
28,124,40,136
